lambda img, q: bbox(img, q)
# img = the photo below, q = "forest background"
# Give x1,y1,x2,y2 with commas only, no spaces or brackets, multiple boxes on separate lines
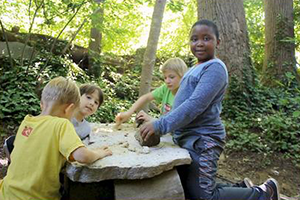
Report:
0,0,299,197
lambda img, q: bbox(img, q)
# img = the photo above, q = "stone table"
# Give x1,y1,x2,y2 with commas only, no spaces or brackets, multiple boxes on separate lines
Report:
64,123,191,200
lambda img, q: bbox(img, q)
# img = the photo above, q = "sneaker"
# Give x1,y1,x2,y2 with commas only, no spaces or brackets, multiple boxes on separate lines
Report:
260,178,280,200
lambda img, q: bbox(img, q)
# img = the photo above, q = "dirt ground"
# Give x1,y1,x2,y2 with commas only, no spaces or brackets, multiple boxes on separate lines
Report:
218,151,300,198
0,134,299,198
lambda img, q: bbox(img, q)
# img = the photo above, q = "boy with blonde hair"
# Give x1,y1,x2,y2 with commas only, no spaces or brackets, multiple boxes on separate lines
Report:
0,77,112,200
115,57,188,126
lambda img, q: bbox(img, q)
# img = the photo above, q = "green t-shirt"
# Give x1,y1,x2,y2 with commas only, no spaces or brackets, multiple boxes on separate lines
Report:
152,84,174,114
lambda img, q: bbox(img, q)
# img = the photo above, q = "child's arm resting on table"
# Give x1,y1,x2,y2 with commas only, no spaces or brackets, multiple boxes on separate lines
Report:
69,146,112,164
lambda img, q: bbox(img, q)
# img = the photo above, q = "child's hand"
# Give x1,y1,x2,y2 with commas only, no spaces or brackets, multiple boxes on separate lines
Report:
140,121,155,141
115,112,131,128
99,145,109,150
136,110,153,123
95,146,112,159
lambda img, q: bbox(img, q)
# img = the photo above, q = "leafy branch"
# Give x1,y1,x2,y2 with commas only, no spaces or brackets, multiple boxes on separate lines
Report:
37,0,87,80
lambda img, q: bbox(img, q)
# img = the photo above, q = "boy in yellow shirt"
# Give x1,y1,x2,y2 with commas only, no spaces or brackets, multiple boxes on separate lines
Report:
0,76,112,200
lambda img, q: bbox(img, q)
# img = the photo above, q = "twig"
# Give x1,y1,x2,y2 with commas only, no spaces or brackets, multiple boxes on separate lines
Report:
20,0,44,66
61,6,102,56
62,18,87,55
48,1,86,55
0,20,14,68
37,0,87,80
28,0,32,22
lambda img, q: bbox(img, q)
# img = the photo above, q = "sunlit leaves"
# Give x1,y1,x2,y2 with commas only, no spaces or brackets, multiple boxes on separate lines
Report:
244,0,265,72
157,0,196,57
0,0,197,56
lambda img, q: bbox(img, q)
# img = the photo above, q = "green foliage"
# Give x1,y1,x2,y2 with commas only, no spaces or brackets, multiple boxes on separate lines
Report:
0,54,88,130
0,0,145,54
86,64,141,123
1,0,300,165
114,73,139,101
0,61,40,125
244,0,265,72
223,74,300,163
157,0,197,57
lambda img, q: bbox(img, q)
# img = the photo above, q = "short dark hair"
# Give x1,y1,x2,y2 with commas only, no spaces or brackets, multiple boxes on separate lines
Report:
79,84,104,108
192,19,219,40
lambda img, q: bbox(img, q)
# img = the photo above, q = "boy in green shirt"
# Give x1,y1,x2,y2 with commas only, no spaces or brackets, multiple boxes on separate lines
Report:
115,57,188,127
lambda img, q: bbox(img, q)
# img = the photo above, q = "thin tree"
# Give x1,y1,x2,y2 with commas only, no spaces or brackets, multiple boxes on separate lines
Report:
88,1,104,77
139,0,167,112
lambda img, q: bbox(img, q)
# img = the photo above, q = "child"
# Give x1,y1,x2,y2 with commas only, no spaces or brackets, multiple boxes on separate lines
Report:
139,20,279,200
0,77,112,200
115,57,188,127
72,84,104,140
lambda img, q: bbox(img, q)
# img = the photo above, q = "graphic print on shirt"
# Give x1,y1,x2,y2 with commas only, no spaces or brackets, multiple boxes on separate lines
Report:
163,103,172,115
22,126,33,137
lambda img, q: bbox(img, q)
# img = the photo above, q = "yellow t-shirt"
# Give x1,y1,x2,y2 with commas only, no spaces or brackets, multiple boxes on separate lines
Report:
0,115,84,200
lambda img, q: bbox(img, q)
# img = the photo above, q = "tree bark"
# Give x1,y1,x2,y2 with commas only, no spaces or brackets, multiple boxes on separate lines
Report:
139,0,167,112
197,0,254,84
89,8,103,55
262,0,296,86
88,3,104,78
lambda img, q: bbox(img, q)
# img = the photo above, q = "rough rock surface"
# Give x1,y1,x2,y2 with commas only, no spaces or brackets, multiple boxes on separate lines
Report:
115,169,184,200
65,123,191,183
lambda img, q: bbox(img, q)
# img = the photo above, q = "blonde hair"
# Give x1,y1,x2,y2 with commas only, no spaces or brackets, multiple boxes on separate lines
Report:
41,76,80,107
160,58,188,77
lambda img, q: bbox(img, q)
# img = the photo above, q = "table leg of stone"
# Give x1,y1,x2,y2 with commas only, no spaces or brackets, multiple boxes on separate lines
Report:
64,168,184,200
115,168,184,200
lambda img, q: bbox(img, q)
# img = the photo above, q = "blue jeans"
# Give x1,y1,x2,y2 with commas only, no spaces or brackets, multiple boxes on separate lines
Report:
176,138,267,200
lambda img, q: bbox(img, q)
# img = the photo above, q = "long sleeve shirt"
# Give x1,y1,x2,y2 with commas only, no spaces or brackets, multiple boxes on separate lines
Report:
153,58,228,149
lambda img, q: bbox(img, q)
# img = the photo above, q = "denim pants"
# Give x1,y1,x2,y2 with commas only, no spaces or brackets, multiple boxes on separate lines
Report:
176,138,267,200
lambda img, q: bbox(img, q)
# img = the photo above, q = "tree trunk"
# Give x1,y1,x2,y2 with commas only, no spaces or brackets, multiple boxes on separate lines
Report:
89,8,103,55
139,0,167,112
88,3,104,77
262,0,296,86
197,0,254,84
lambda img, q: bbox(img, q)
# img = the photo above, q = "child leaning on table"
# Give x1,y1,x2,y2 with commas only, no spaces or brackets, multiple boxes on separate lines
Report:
71,83,104,140
115,57,188,126
0,76,112,200
139,19,279,200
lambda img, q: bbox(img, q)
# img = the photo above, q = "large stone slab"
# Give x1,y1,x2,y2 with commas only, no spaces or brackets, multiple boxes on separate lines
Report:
65,123,191,183
115,168,185,200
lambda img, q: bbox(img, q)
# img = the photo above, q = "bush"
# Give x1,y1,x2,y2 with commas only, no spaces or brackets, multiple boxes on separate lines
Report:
223,75,300,163
0,55,88,134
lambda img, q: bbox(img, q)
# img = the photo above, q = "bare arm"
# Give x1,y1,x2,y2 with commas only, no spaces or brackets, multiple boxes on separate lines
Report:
69,146,112,164
115,92,155,126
